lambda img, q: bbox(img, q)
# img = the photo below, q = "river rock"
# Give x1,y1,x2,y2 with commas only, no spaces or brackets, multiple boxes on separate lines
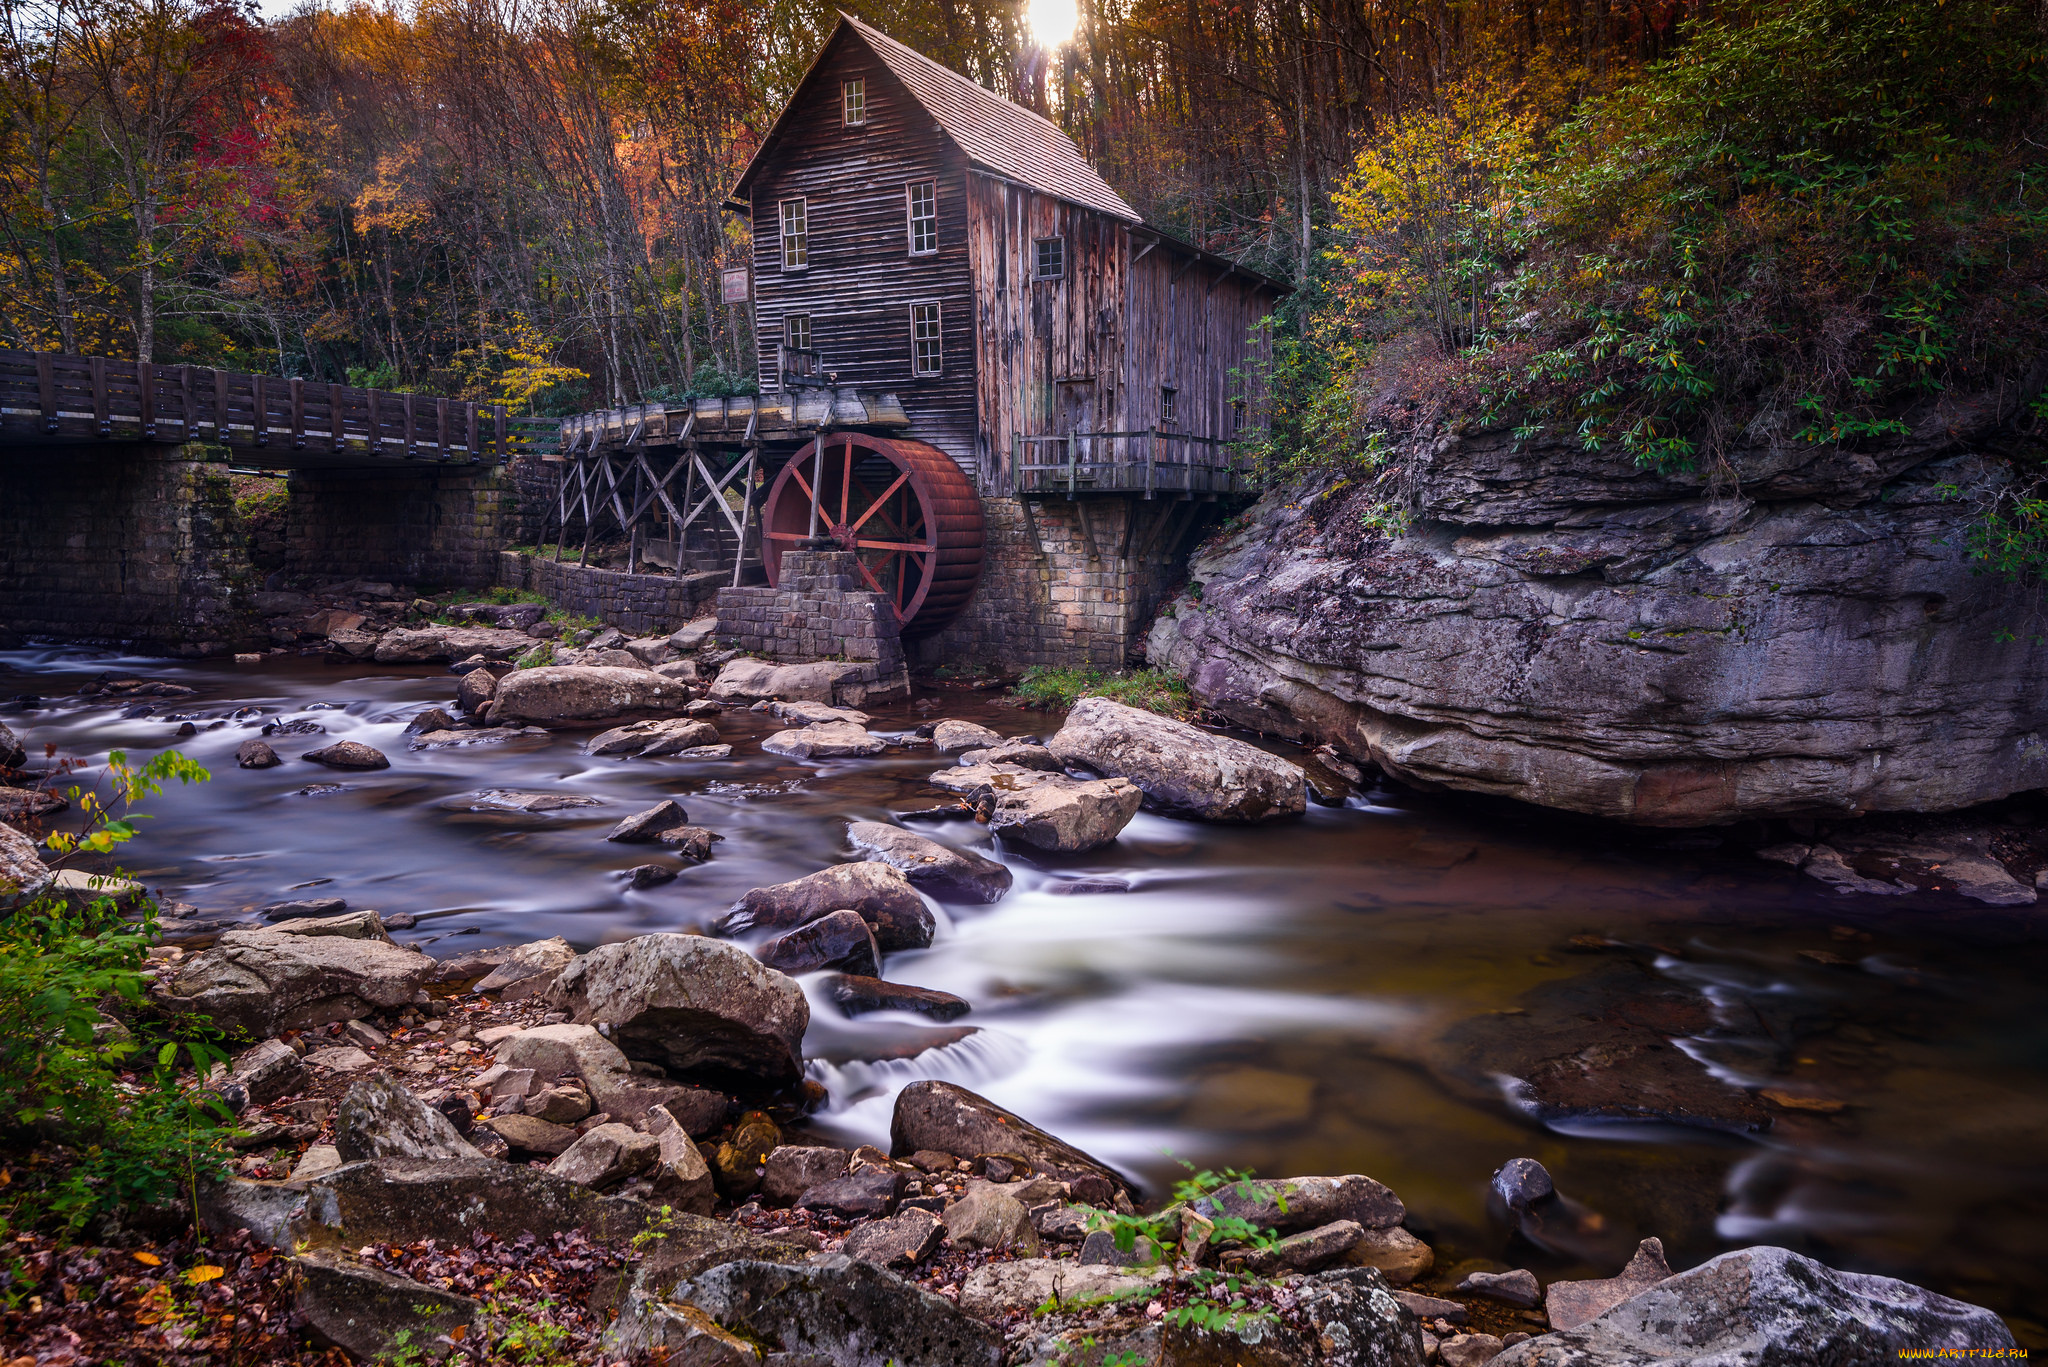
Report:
823,973,972,1021
761,1145,851,1206
890,1080,1131,1196
714,860,934,951
486,1113,579,1156
0,821,50,894
1544,1237,1674,1331
550,932,809,1090
473,936,575,999
1441,1333,1507,1367
796,1167,903,1220
270,909,388,941
931,763,1143,852
943,1182,1039,1254
1048,696,1306,822
293,1248,482,1363
1192,1174,1406,1234
222,1038,308,1104
492,1021,711,1126
932,718,1004,753
643,1105,718,1213
587,717,720,757
235,738,281,769
1343,1225,1435,1285
669,617,720,652
455,668,497,714
42,868,144,911
492,665,696,724
960,1258,1168,1319
674,1257,1003,1367
846,821,1012,902
607,799,689,842
959,740,1065,771
0,721,23,768
405,707,459,735
656,825,721,860
1491,1245,2016,1365
303,740,389,770
260,896,348,922
154,925,433,1035
709,658,861,706
842,1206,945,1269
548,1122,660,1189
1225,1219,1365,1274
769,700,870,726
1149,422,2048,826
1492,1157,1555,1211
1460,1267,1541,1307
373,625,536,664
334,1073,485,1162
761,720,888,758
756,908,880,976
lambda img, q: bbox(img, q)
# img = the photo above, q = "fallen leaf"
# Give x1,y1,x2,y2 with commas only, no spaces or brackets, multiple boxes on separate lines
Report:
1761,1088,1848,1113
186,1265,226,1284
132,1251,162,1266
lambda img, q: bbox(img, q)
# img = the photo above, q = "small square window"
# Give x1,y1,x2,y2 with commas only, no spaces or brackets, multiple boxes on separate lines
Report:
911,303,942,377
1161,387,1178,425
906,181,938,255
1034,237,1065,280
779,198,808,270
785,314,812,350
843,79,866,126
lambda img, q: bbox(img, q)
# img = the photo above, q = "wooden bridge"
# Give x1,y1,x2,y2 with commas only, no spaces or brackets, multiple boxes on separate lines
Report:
0,350,557,468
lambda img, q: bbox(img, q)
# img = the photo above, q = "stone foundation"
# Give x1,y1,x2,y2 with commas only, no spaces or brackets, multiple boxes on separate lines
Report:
911,494,1223,673
499,552,725,636
715,551,907,675
0,440,254,651
285,466,505,589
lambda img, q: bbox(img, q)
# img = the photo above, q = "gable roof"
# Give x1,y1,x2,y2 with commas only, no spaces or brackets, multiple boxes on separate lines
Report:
732,13,1142,226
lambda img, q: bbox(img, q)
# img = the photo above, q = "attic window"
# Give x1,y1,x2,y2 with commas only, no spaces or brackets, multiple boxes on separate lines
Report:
779,197,808,270
1034,236,1065,280
843,79,866,126
906,180,938,255
911,302,943,377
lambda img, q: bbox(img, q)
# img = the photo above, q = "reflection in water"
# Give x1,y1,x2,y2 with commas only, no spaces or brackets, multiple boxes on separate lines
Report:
4,645,2046,1343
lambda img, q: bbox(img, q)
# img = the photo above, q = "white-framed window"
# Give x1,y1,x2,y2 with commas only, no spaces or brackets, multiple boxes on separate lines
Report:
779,198,808,270
1161,386,1178,426
784,314,812,350
906,180,938,255
910,302,943,376
1228,397,1246,432
1034,236,1065,280
843,79,866,126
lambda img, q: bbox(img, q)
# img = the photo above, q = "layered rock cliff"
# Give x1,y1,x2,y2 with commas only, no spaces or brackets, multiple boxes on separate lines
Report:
1147,396,2048,825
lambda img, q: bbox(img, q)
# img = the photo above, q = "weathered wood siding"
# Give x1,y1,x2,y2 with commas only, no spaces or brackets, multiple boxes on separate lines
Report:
746,41,980,474
967,173,1277,493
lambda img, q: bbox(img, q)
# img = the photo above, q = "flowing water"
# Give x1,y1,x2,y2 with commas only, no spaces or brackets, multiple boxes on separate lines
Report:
6,645,2046,1343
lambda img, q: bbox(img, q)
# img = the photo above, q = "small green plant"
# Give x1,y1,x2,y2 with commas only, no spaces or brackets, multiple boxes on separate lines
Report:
513,641,556,669
1011,667,1193,718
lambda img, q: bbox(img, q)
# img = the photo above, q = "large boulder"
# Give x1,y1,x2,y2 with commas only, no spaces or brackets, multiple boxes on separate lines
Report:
1148,428,2048,826
713,861,935,951
547,1122,660,1189
846,821,1012,903
708,658,868,705
491,1021,722,1125
992,773,1143,852
1049,696,1306,822
756,909,880,976
302,740,389,770
372,624,538,664
761,721,888,759
1491,1245,2016,1365
670,1257,1004,1367
493,665,696,725
153,926,433,1035
1192,1174,1406,1234
551,933,809,1091
293,1249,482,1362
0,720,25,768
0,822,51,896
890,1081,1132,1197
472,936,576,1000
1544,1238,1674,1331
586,718,719,757
333,1073,485,1163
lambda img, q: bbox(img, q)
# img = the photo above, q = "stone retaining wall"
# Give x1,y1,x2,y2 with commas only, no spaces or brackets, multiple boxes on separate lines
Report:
285,466,505,589
499,552,723,635
0,440,254,651
714,551,906,673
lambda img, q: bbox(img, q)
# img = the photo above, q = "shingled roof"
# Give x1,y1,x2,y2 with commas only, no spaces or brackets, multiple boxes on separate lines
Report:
733,14,1143,225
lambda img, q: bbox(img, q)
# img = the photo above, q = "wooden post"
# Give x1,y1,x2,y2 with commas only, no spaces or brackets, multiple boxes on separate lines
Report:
403,394,417,458
35,354,54,433
137,361,155,440
674,450,696,581
495,405,507,461
90,356,108,436
466,403,479,461
214,370,230,442
253,374,268,446
1144,428,1157,499
178,365,193,440
290,378,306,448
731,447,758,588
807,434,826,539
436,397,449,460
329,382,345,450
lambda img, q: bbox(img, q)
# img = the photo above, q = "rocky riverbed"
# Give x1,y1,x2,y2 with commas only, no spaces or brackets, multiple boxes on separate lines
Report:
2,604,2045,1359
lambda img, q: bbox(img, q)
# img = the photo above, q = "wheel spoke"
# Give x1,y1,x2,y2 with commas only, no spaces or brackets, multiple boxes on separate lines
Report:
849,471,911,533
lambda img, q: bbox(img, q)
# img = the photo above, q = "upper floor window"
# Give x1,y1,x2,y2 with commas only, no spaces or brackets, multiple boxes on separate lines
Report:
906,180,938,255
911,302,943,376
1229,397,1246,432
784,314,812,351
779,198,808,270
1161,386,1178,426
842,79,866,126
1034,236,1065,280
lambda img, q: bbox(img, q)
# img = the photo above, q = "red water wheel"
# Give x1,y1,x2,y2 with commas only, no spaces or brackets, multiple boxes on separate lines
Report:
761,432,984,636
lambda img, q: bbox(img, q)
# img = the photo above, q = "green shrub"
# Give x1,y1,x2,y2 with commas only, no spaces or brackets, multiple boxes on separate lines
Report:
1011,667,1193,718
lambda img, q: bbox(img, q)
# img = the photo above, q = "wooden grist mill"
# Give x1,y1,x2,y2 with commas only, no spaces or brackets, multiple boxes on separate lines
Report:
556,13,1283,657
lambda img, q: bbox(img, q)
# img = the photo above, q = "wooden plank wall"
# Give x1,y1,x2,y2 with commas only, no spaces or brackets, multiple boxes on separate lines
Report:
966,176,1278,494
746,41,980,476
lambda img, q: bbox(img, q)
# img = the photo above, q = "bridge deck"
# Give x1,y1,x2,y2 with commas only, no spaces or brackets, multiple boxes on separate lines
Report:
0,351,556,469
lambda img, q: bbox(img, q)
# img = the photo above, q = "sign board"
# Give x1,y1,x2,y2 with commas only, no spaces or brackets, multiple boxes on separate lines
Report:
721,268,750,304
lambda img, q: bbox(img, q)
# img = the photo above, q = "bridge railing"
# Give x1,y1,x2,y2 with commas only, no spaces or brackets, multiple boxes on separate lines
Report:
0,350,558,464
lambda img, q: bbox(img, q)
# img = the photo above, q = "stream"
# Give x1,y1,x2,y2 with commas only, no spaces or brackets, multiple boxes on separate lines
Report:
6,645,2045,1345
